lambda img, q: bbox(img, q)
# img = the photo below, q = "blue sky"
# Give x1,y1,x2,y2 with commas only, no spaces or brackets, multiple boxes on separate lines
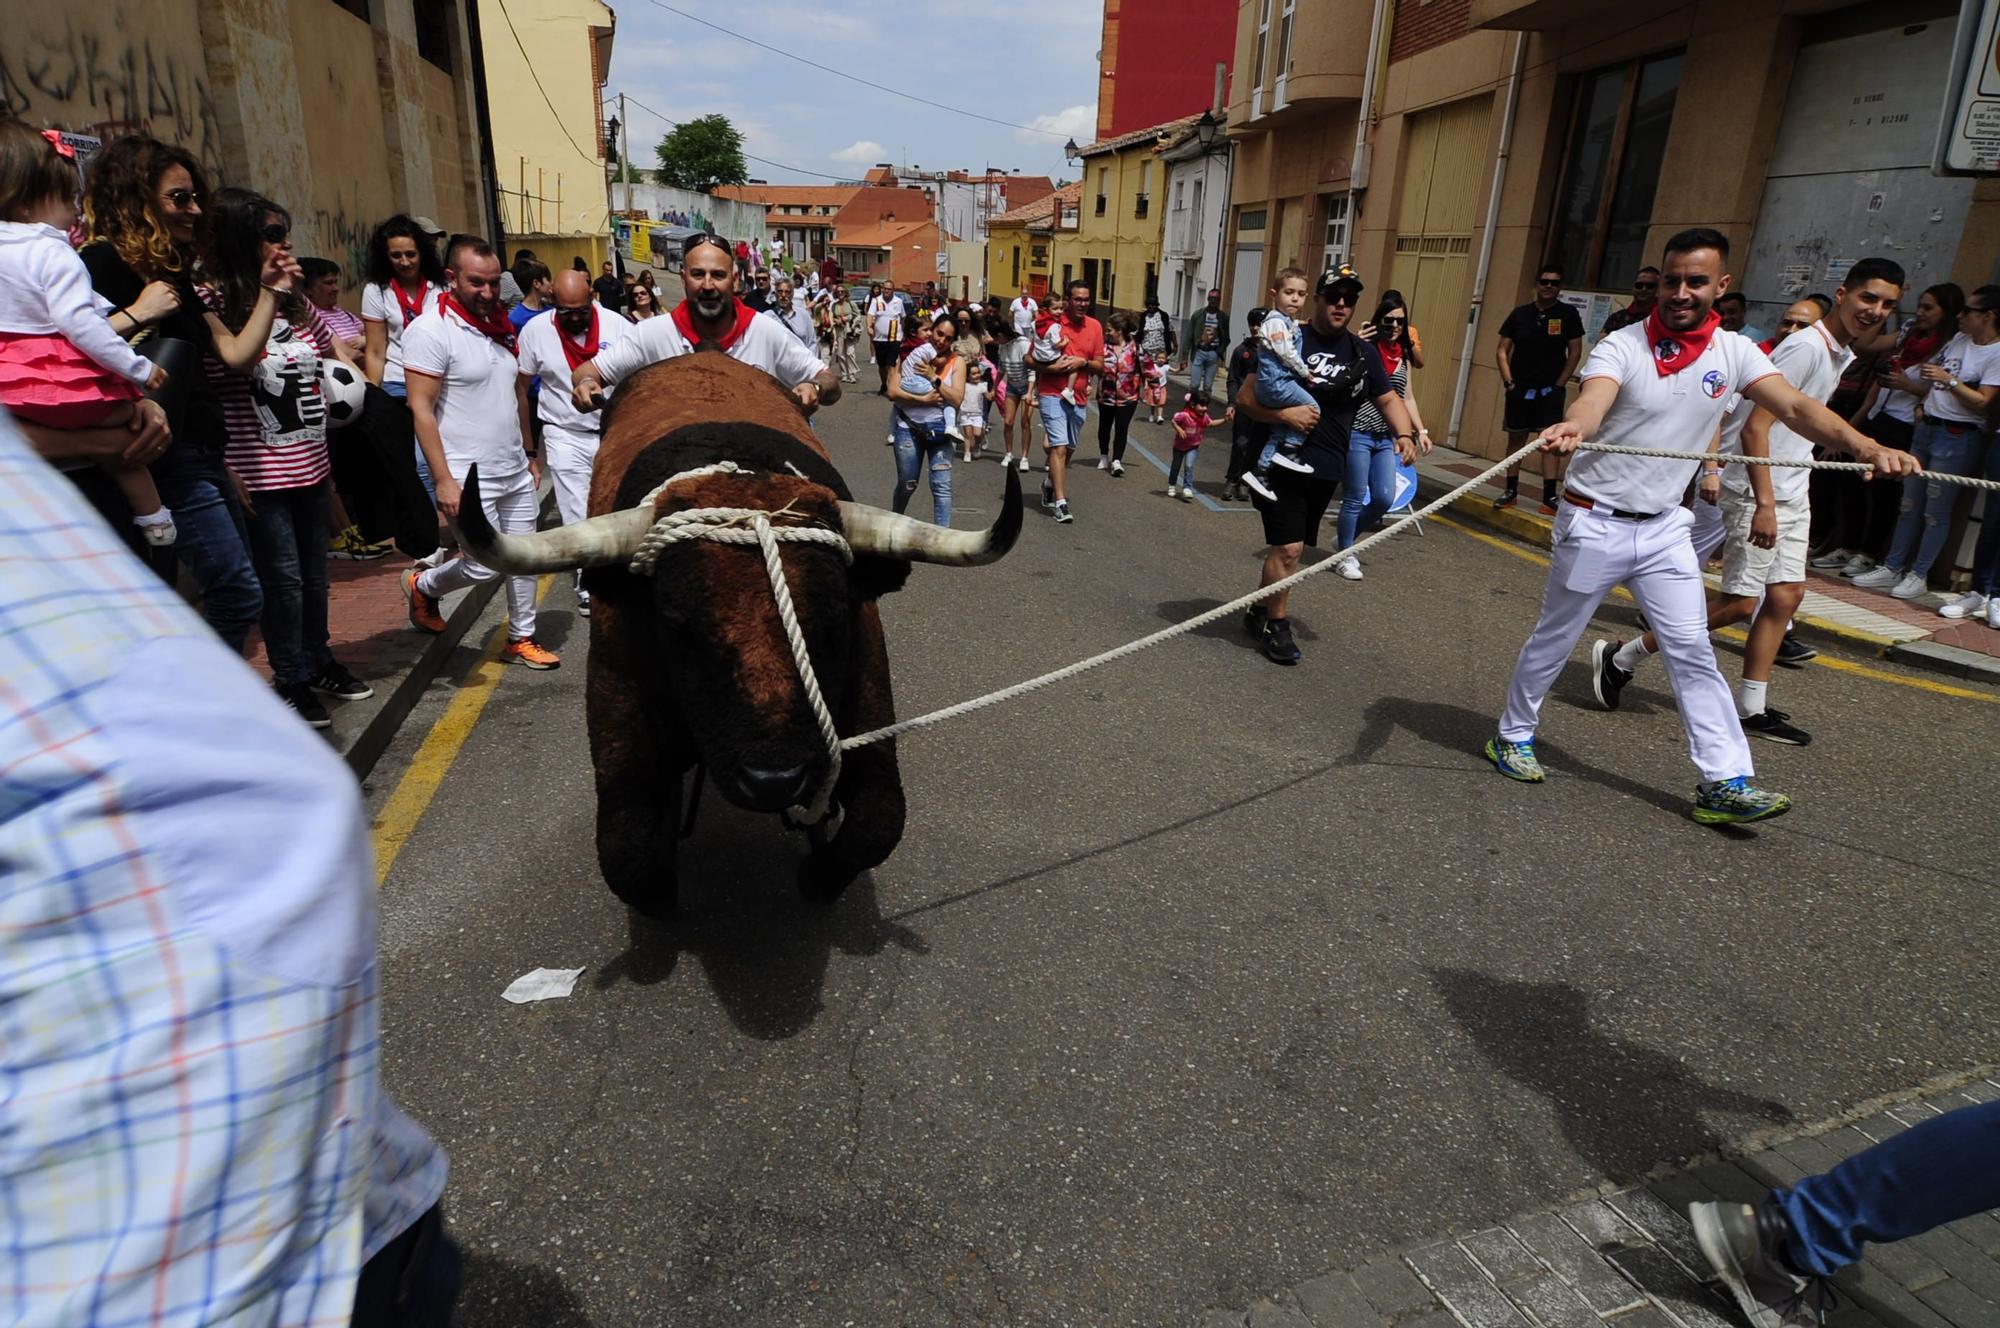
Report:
604,0,1100,185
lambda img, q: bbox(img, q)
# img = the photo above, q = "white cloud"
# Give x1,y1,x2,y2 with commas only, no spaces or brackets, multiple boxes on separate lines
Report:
830,140,886,164
1016,104,1095,145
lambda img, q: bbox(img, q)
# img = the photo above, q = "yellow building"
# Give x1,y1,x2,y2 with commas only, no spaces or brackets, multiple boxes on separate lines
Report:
985,183,1081,304
1070,116,1195,315
478,0,615,243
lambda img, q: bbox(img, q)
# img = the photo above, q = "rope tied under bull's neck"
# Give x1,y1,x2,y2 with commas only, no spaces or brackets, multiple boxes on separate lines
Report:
627,461,852,829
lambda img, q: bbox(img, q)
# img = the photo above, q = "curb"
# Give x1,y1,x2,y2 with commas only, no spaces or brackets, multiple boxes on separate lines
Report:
1411,471,1986,672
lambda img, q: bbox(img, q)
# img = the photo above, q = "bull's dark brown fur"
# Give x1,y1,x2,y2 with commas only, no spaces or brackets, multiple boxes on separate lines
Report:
585,354,905,913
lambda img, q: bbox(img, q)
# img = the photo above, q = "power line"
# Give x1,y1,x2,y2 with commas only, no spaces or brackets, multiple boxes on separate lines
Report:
631,0,1072,140
491,0,606,169
614,93,860,183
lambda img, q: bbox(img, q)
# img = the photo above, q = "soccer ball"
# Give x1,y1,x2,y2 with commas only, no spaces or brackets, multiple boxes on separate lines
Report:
320,361,367,428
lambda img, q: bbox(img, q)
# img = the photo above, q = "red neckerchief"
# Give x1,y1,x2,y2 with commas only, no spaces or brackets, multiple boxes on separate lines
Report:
1757,336,1777,354
1379,339,1405,377
558,307,600,374
440,291,516,355
671,297,757,351
1894,325,1946,371
1644,307,1720,377
392,278,431,328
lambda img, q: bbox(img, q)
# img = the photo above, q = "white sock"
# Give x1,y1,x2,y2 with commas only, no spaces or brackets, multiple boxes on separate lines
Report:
132,507,174,529
1613,636,1652,672
1738,678,1768,718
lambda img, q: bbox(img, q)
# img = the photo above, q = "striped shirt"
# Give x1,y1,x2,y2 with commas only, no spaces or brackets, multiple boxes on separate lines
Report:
201,289,334,491
1353,358,1409,437
318,302,365,349
0,415,446,1326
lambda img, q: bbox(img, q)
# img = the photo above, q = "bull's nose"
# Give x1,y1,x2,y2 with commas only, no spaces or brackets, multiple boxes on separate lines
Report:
729,762,815,811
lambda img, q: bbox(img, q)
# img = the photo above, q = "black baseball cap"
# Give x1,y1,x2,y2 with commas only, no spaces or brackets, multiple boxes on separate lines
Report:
1318,263,1365,299
1246,306,1269,331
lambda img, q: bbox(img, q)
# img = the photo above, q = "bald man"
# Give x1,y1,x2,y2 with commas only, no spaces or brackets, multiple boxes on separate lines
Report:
515,270,633,615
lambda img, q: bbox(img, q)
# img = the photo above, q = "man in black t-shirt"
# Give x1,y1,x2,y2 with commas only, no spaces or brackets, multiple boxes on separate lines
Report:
1495,264,1585,511
1233,267,1416,665
1222,306,1269,501
592,261,625,313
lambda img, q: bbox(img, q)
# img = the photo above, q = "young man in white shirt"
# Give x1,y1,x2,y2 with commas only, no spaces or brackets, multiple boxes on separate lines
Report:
399,237,559,669
1591,259,1906,748
1009,286,1038,339
570,234,835,414
867,281,908,396
1485,229,1916,825
515,269,634,618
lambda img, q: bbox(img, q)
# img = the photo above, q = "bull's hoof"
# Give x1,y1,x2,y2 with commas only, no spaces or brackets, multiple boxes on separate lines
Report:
797,854,858,904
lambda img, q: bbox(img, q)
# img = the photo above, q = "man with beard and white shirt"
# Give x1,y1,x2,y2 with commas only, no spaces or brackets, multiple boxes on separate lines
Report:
400,236,560,670
515,268,633,618
1483,229,1915,825
766,274,816,349
570,234,836,414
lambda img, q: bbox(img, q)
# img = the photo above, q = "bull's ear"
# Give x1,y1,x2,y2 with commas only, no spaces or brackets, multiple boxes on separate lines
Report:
850,555,911,600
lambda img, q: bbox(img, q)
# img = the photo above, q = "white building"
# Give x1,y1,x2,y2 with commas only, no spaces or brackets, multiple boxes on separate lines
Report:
1158,122,1232,329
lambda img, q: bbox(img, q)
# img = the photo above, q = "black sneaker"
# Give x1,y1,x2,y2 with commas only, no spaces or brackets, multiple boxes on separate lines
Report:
1261,616,1301,665
1741,708,1811,746
1041,476,1055,509
277,681,332,729
1243,603,1267,637
309,661,374,701
1590,639,1632,711
1774,632,1817,667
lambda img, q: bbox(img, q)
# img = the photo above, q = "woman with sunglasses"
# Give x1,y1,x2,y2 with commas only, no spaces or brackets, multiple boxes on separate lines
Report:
1335,293,1431,579
626,281,663,320
79,136,295,654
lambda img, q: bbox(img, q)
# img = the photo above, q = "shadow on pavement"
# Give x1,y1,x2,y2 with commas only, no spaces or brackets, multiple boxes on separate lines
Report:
1430,968,1794,1182
456,1250,594,1326
593,804,928,1040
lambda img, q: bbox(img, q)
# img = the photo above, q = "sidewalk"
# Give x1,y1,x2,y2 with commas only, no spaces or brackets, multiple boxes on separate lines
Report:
1199,1070,2000,1328
1408,443,2000,685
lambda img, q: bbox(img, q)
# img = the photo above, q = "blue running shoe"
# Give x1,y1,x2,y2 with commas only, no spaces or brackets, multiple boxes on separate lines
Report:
1483,737,1545,783
1692,776,1792,825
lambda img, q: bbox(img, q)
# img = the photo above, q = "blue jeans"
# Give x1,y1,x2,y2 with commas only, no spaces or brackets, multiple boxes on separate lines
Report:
1883,420,1984,577
1971,436,2000,596
1189,347,1221,397
892,416,953,527
1777,1099,2000,1278
1338,431,1398,549
244,480,334,686
1167,445,1199,488
1037,395,1085,450
1255,351,1316,465
155,465,263,653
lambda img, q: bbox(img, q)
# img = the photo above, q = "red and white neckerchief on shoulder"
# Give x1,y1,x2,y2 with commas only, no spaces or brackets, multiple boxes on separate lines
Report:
671,297,757,352
439,292,517,355
391,278,433,329
558,307,601,374
1644,306,1720,377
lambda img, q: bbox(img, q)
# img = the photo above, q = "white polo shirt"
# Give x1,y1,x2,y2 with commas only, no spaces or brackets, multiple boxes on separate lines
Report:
1717,321,1852,502
868,294,905,342
1566,322,1779,514
399,303,527,482
591,307,828,391
359,280,441,387
1010,295,1038,338
516,302,634,443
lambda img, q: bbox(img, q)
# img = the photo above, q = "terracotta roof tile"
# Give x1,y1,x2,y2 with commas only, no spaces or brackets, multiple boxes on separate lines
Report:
1076,113,1203,159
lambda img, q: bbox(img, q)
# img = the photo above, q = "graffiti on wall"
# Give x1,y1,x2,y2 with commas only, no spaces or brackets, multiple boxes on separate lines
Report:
307,183,377,292
658,206,716,234
0,15,223,178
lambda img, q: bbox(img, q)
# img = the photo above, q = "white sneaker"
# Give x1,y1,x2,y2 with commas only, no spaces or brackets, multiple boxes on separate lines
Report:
1336,555,1363,581
1111,461,1125,477
1242,471,1277,502
1890,571,1929,600
1018,456,1031,473
1940,591,1990,620
1808,547,1853,570
1096,457,1109,470
1270,452,1314,474
1851,565,1901,589
1987,599,2000,630
1177,486,1194,502
1840,553,1876,578
944,426,965,443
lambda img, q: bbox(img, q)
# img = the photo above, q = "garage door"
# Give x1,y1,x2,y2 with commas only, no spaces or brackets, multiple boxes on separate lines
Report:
1387,95,1493,430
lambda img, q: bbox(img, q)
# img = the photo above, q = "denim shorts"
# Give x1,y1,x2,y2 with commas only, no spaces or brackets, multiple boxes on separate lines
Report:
1037,395,1085,449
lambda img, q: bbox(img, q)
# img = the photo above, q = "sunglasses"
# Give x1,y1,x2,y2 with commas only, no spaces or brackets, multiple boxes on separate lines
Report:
258,223,290,244
1380,316,1407,325
1321,290,1357,307
1537,277,1561,285
1634,281,1659,291
162,188,206,209
1965,305,1991,315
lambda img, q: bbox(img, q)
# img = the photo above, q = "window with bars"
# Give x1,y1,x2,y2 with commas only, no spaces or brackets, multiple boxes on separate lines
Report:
1320,193,1349,272
1250,0,1271,117
1547,50,1684,289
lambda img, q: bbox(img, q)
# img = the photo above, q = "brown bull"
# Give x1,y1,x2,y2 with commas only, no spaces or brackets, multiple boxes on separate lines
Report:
456,353,1021,913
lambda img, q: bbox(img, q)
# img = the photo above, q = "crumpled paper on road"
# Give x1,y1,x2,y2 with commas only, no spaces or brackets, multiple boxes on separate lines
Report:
501,966,586,1004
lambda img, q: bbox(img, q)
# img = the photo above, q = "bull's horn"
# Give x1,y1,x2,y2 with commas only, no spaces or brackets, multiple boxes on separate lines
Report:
455,465,656,572
839,462,1022,566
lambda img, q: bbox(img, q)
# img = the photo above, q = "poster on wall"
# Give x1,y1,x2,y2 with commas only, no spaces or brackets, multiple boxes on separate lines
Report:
1937,0,2000,173
1560,290,1623,356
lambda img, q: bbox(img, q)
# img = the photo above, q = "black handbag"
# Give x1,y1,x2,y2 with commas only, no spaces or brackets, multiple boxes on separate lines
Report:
135,336,199,436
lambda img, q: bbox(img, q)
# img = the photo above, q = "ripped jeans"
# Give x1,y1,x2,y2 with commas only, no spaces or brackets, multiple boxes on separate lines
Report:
1882,419,1982,578
892,414,954,528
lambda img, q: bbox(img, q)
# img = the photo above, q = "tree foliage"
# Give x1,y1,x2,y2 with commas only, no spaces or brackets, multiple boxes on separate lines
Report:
653,115,749,192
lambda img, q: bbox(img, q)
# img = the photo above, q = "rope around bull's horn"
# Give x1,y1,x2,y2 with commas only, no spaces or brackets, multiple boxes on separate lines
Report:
837,439,1990,753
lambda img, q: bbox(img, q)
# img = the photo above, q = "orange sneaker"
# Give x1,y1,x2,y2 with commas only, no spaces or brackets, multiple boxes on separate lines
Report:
403,568,446,633
502,637,560,669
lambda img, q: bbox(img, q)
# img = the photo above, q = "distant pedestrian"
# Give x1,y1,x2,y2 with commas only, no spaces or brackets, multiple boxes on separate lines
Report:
1494,264,1584,512
1009,285,1038,338
300,257,365,355
1600,266,1659,335
832,285,863,382
1033,279,1105,524
592,260,623,312
1166,389,1211,500
1137,293,1176,374
1094,312,1140,476
1221,306,1268,501
765,276,814,346
507,260,553,334
1336,292,1431,580
1181,288,1228,397
868,280,906,395
992,314,1034,472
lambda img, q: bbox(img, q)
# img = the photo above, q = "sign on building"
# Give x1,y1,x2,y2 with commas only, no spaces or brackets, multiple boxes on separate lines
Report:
1937,0,2000,173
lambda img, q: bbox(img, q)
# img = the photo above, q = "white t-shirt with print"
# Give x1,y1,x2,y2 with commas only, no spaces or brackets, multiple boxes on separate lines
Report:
591,306,828,390
359,280,442,386
1566,323,1780,514
398,304,526,482
1922,332,2000,424
1717,321,1853,502
868,295,906,342
1010,295,1038,338
516,302,633,442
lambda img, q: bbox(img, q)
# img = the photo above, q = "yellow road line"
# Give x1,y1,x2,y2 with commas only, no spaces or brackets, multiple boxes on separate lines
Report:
370,574,556,885
1428,515,1997,704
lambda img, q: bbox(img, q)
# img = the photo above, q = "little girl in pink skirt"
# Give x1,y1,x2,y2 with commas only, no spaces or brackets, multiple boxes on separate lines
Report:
0,121,174,544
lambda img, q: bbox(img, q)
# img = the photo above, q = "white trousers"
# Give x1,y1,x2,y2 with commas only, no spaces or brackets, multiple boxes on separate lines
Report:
1500,502,1753,783
1689,496,1726,564
420,464,539,640
542,425,599,528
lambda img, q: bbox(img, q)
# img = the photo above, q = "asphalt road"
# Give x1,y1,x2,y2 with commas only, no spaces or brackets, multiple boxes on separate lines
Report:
365,382,2000,1327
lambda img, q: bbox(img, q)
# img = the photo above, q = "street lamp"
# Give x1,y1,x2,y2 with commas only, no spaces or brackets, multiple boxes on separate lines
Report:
1063,137,1081,165
1194,109,1222,151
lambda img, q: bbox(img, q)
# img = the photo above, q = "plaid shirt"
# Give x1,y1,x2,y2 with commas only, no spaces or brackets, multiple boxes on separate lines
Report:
0,417,445,1325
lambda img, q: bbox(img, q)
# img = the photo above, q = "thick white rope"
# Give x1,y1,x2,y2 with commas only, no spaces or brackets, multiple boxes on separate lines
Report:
626,462,851,827
1578,442,2000,492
